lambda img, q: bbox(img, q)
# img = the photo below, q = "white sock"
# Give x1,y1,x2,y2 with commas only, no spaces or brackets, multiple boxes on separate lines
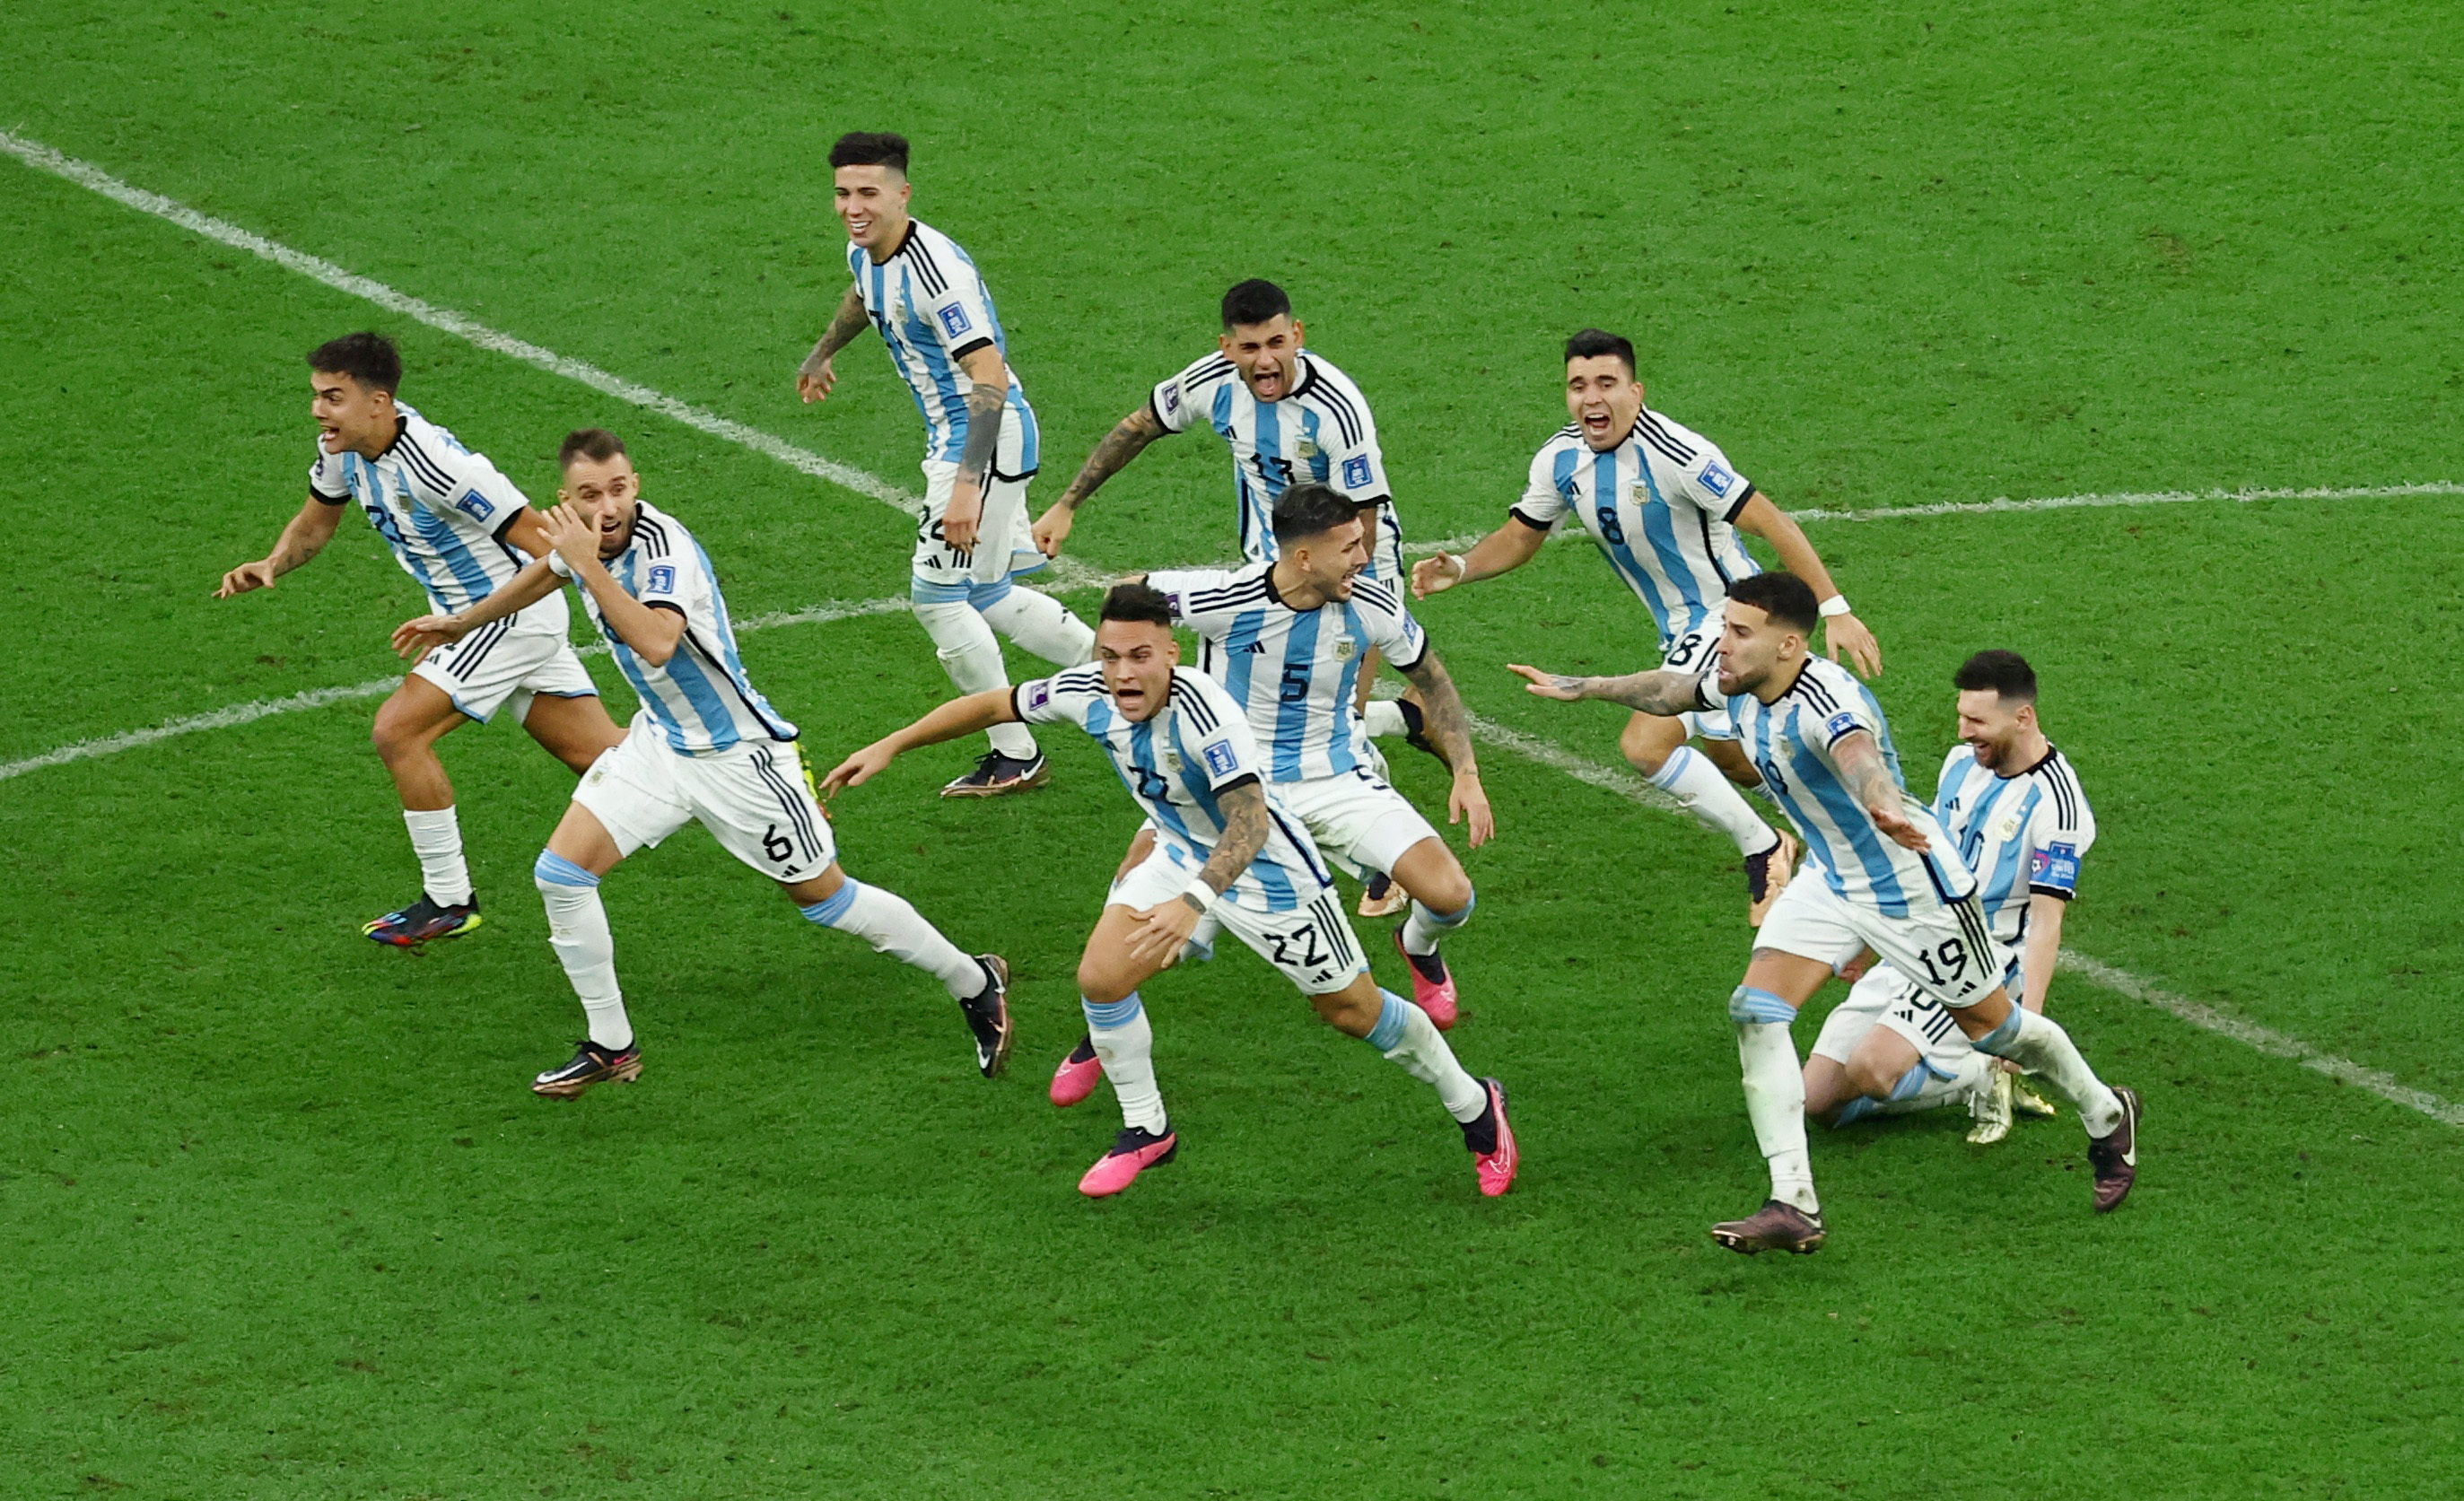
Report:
801,879,984,999
405,806,473,906
1401,892,1473,958
1730,987,1815,1212
1368,990,1485,1121
913,599,1038,760
1647,745,1778,857
1361,701,1408,738
1084,993,1166,1133
1984,1008,2123,1136
1876,1052,1993,1115
978,587,1096,667
535,859,628,1050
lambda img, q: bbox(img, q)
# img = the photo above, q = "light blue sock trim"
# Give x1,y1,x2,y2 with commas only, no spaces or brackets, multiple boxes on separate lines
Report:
1886,1061,1930,1103
799,879,863,927
1646,744,1699,792
1082,992,1144,1030
533,851,600,888
1367,989,1411,1052
909,575,974,605
1411,890,1476,929
1973,1007,2024,1058
967,577,1016,609
1728,985,1800,1025
1833,1095,1878,1127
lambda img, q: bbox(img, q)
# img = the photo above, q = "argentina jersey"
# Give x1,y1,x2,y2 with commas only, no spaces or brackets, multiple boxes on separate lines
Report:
849,219,1038,469
1147,563,1428,782
1511,409,1759,647
1149,349,1399,566
1708,657,1974,918
553,501,796,756
308,404,568,628
1933,744,2096,946
1013,666,1333,912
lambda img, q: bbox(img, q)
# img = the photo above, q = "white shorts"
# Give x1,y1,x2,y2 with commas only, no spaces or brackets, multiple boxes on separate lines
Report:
574,718,839,885
1812,963,1976,1070
1271,768,1439,884
1111,847,1367,995
1757,873,2011,1010
414,621,598,725
913,413,1035,597
1657,617,1734,741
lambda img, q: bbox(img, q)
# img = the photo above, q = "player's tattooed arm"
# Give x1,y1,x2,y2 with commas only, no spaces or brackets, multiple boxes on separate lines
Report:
1194,777,1271,898
1396,650,1496,847
216,495,345,598
941,345,1010,552
1506,663,1705,717
1831,729,1928,851
796,284,871,404
1034,406,1170,558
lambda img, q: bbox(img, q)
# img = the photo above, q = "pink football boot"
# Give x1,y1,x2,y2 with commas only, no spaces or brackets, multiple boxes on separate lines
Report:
1392,929,1459,1031
1078,1126,1177,1197
1469,1078,1517,1198
1050,1034,1103,1108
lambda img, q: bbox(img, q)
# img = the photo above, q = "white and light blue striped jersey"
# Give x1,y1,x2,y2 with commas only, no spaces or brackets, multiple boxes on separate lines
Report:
307,404,569,631
550,501,796,757
1697,656,1975,918
1012,666,1333,912
848,219,1038,469
1513,409,1759,648
1932,743,2095,946
1146,562,1427,782
1149,349,1400,565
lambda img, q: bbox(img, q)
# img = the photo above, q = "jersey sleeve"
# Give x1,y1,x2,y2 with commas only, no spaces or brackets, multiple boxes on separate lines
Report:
309,446,350,503
635,531,706,618
1318,381,1392,504
1144,567,1238,632
1147,356,1211,434
2025,768,2098,900
413,441,534,540
1673,430,1756,523
1811,693,1882,752
1175,673,1266,791
916,250,1000,362
1352,580,1428,670
1012,667,1105,728
1511,441,1572,530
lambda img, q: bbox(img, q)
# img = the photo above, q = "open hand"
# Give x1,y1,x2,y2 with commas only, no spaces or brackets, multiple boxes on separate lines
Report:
1506,663,1587,702
392,613,469,661
797,354,837,404
1825,613,1883,678
541,502,600,573
1411,551,1466,600
215,559,279,598
819,741,897,799
1868,797,1931,851
1450,769,1495,849
1125,897,1201,966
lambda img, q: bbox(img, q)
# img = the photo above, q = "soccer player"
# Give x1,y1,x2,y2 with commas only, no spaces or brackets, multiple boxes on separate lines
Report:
216,332,624,947
793,130,1094,797
392,430,1013,1095
1511,573,2138,1252
821,583,1516,1200
1413,329,1884,925
1804,650,2090,1143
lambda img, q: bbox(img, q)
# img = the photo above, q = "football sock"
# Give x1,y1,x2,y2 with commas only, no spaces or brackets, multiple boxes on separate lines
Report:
1647,745,1779,857
799,879,983,999
913,598,1039,761
534,853,629,1051
1083,993,1166,1134
404,806,473,906
1401,890,1474,958
978,587,1096,668
1361,701,1408,738
1367,990,1487,1122
1878,1052,1993,1116
1975,1008,2123,1136
1730,987,1817,1213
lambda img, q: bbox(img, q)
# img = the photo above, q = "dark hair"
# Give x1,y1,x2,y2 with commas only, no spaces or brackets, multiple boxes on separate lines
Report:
1564,327,1637,377
830,131,911,172
1220,278,1293,329
1726,572,1821,635
1271,481,1367,547
1100,581,1175,630
1954,649,2039,704
559,428,628,469
307,331,402,394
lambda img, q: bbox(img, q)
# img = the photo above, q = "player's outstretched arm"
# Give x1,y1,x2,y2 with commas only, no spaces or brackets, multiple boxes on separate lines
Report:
1125,777,1270,964
819,688,1022,798
215,495,345,598
1732,493,1881,677
796,284,870,405
1034,405,1169,558
1411,519,1546,600
1396,648,1494,847
1506,662,1703,717
392,557,561,660
1831,729,1928,851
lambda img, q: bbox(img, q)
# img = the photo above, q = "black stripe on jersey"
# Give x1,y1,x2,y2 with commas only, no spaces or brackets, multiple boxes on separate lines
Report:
393,432,459,498
1508,506,1554,531
1310,371,1367,448
750,746,825,861
1051,665,1106,697
2037,747,2084,828
948,336,995,362
1350,577,1402,615
630,514,673,561
310,486,349,506
1695,513,1734,584
1723,484,1759,523
1167,678,1220,734
1185,578,1273,615
1787,670,1839,715
1634,411,1698,466
1554,422,1581,441
1271,806,1333,887
904,234,950,297
1182,355,1238,392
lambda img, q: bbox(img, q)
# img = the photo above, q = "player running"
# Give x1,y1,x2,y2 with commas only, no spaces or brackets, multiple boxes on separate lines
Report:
1414,329,1884,925
793,130,1094,798
216,332,624,948
1804,650,2089,1143
822,583,1516,1200
393,430,1013,1096
1512,573,2138,1253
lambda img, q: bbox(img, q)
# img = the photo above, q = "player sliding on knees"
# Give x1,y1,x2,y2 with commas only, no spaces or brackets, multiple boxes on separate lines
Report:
217,332,625,949
1804,650,2089,1144
1417,329,1884,927
794,131,1094,798
1044,482,1493,1108
824,583,1516,1200
395,430,1013,1097
1512,572,2137,1254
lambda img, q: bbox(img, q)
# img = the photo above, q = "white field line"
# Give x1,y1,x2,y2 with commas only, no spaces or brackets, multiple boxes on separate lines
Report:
8,131,2457,1129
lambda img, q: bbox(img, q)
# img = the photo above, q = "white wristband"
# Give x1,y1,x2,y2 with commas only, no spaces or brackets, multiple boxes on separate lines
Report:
1818,595,1853,619
1180,878,1216,911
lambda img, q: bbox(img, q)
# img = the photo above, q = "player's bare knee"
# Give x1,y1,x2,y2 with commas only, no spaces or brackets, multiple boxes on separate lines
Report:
1077,959,1135,1008
1399,851,1472,916
1843,1054,1896,1100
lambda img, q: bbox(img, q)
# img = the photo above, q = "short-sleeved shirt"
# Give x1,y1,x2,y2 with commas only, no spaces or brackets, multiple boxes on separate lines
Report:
1696,656,1974,918
1147,562,1428,782
1149,349,1398,564
310,404,568,631
549,500,796,756
1512,408,1759,648
849,219,1039,470
1932,743,2096,946
1012,665,1333,912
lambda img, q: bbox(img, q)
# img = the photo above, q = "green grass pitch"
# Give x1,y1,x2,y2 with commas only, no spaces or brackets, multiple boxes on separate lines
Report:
4,1,2462,1495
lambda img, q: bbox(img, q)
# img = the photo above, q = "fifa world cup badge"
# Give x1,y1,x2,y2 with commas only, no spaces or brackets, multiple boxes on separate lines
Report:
1333,638,1357,660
